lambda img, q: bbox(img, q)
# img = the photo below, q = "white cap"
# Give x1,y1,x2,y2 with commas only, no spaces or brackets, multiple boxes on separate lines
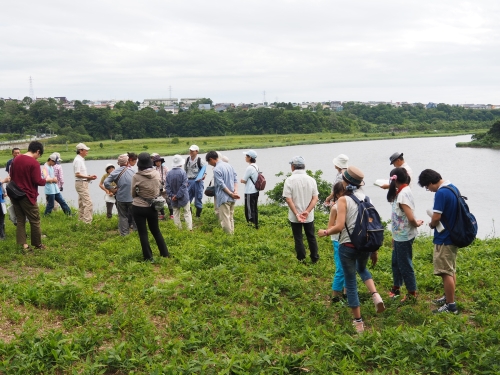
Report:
189,145,199,151
76,143,90,151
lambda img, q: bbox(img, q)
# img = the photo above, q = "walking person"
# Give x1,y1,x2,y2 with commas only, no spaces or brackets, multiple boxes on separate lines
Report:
99,164,116,219
7,141,56,250
418,169,460,314
283,156,319,263
387,168,423,301
318,166,385,333
205,151,239,234
131,152,169,262
104,154,136,236
73,143,97,223
166,155,192,231
41,153,72,215
240,150,259,229
185,145,206,218
325,154,349,206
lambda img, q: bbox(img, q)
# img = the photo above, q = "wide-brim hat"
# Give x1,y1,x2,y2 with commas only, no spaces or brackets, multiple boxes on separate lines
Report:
105,163,115,172
137,152,153,169
152,155,165,164
389,152,403,165
172,154,184,167
343,166,365,186
332,154,349,169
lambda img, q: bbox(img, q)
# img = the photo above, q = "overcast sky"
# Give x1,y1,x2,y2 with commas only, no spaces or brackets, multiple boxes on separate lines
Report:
1,0,499,104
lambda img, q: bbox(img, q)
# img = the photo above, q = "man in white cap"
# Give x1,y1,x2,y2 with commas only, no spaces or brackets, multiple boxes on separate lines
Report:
184,145,206,218
324,154,349,206
283,156,319,263
104,154,136,236
73,143,97,223
166,154,192,230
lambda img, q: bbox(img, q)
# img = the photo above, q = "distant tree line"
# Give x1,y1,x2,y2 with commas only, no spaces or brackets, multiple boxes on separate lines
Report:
0,98,498,143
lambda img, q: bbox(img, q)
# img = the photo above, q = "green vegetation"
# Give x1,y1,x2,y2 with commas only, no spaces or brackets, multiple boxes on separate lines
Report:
1,99,498,144
0,202,498,373
457,120,500,148
0,131,476,168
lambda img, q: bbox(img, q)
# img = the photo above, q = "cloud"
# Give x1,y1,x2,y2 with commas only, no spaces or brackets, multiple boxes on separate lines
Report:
1,0,499,104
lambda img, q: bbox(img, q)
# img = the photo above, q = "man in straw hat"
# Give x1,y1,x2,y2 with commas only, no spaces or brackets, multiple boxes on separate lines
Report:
73,143,97,223
104,154,136,236
283,156,319,263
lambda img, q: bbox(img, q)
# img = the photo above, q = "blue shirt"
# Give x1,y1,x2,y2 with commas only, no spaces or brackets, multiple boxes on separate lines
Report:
104,166,135,203
166,167,189,208
213,161,237,208
433,182,458,245
242,164,259,194
42,163,60,195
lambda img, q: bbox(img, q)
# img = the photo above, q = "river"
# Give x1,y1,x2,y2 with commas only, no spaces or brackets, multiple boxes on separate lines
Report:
38,135,499,239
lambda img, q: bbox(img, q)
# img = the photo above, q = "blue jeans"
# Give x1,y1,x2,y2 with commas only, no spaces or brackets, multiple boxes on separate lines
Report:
45,193,71,215
331,240,345,292
339,244,372,308
188,179,204,209
392,238,417,292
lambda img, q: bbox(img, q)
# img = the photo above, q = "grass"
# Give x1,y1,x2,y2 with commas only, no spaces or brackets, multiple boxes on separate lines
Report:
0,130,476,167
0,203,498,373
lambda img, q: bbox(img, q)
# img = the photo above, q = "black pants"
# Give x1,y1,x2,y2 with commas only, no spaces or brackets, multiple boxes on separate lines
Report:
290,221,319,263
244,192,259,228
132,205,169,260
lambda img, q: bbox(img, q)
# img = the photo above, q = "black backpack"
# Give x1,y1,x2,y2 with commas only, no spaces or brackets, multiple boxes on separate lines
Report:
345,194,384,252
441,186,478,248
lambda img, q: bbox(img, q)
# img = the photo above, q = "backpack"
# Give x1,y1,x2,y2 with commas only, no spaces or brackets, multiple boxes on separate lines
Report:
184,157,201,172
249,165,266,191
441,186,478,248
345,194,384,252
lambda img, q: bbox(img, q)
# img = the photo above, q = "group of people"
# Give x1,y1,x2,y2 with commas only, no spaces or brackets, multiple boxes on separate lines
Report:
285,151,461,333
1,142,463,334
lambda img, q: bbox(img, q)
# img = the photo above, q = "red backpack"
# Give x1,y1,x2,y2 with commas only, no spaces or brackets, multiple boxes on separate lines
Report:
249,165,266,191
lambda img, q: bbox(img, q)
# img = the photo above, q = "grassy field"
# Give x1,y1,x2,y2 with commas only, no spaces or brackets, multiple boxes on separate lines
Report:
0,203,498,374
0,131,475,167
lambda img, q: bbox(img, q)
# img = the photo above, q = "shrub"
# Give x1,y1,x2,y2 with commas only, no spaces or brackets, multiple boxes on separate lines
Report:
171,137,179,144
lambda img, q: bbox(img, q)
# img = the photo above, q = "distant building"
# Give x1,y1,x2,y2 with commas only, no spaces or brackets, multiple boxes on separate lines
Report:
426,102,437,109
180,98,202,105
143,98,178,106
198,104,211,110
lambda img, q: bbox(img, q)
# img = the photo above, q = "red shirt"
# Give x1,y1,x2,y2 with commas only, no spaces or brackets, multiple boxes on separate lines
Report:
9,154,46,205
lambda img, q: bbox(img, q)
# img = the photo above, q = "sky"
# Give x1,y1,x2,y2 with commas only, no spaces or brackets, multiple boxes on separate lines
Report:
1,0,499,104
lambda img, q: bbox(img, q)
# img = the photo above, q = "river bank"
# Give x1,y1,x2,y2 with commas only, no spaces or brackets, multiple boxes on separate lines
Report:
0,130,478,167
0,205,498,373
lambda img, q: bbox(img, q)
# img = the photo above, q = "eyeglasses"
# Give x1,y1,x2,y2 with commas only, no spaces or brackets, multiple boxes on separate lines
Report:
425,184,432,191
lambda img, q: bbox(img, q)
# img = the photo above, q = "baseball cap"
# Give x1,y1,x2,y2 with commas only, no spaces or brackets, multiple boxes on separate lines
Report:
243,150,258,159
189,145,199,151
76,143,90,151
289,156,305,166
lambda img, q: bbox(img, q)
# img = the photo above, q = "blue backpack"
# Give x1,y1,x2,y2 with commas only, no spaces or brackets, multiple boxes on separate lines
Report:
345,194,384,252
441,186,478,248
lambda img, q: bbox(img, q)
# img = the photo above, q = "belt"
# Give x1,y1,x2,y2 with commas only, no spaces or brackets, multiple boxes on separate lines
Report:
188,178,197,180
75,180,88,182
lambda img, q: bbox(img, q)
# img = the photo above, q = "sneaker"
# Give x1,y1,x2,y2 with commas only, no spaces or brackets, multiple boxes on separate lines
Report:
372,292,386,313
158,215,165,220
352,320,364,333
432,295,447,306
433,303,458,314
389,288,401,298
170,215,174,219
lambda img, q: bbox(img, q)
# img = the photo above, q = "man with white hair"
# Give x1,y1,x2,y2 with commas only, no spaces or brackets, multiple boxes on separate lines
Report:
166,154,192,231
104,154,136,236
73,143,97,223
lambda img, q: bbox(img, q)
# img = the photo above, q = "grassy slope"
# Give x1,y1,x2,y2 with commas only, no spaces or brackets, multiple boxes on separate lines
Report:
0,131,475,167
0,204,498,374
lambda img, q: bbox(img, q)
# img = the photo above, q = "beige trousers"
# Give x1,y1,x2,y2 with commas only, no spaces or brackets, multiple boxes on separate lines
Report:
219,201,235,234
75,181,93,223
173,202,193,230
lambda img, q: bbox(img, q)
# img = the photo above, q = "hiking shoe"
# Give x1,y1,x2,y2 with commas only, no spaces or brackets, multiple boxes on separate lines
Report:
352,320,364,334
432,295,447,306
331,295,346,304
372,292,386,313
433,303,458,314
389,288,401,298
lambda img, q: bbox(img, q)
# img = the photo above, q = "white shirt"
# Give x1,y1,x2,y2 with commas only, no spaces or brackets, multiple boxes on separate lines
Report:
73,154,88,180
283,169,319,223
242,163,259,194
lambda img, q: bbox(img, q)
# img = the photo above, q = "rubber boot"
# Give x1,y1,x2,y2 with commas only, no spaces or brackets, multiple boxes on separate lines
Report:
196,207,202,218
